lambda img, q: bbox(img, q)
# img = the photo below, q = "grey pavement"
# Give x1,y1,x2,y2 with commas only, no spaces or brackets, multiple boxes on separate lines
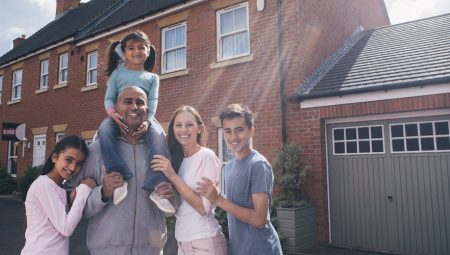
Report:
0,196,393,255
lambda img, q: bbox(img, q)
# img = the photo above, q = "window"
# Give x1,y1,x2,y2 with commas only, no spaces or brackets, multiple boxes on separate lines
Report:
217,2,250,61
333,125,384,155
390,121,450,152
0,76,3,104
12,69,22,100
58,52,68,84
86,51,98,86
162,23,186,73
55,132,65,144
7,141,19,177
85,138,93,146
40,59,49,89
218,128,235,163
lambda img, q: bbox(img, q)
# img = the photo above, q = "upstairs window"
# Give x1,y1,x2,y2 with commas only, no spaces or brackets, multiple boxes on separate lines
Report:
58,52,68,84
86,51,98,86
162,22,186,73
40,59,49,89
217,2,250,61
0,76,3,104
12,69,22,100
391,121,450,152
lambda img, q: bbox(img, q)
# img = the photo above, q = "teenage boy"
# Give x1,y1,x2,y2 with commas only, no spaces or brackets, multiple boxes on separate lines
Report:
198,104,283,255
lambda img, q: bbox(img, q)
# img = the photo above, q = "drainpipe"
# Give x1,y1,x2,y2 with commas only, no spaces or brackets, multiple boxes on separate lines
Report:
277,0,287,144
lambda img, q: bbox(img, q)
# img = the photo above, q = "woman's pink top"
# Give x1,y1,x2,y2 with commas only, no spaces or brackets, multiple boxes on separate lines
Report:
21,175,92,255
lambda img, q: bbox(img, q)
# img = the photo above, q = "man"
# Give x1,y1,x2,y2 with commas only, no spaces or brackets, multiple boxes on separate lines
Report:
74,86,176,255
198,104,282,255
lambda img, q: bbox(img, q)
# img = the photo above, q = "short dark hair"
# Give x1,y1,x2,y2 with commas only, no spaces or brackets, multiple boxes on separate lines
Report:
219,104,254,128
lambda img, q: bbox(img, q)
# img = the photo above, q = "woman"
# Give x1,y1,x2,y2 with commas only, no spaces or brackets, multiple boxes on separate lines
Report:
151,106,227,255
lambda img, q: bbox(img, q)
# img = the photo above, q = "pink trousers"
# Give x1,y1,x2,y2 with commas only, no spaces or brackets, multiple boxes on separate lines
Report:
177,232,228,255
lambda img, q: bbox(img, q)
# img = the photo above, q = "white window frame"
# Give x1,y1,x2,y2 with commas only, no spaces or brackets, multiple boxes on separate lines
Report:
86,51,98,86
0,76,3,104
216,2,250,61
55,132,65,144
40,59,49,89
58,52,68,84
12,69,22,100
162,22,187,74
7,141,19,177
390,120,450,153
332,125,385,155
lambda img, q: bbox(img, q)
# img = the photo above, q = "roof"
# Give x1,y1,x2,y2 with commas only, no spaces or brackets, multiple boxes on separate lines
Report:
0,0,187,66
296,13,450,100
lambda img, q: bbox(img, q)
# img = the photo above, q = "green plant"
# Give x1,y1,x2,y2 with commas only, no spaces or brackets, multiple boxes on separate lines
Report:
0,163,17,195
271,143,312,208
18,166,41,201
215,207,229,239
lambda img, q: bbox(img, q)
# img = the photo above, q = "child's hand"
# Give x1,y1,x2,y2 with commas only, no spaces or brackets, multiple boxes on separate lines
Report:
81,177,97,189
133,120,150,138
151,155,176,179
110,112,129,134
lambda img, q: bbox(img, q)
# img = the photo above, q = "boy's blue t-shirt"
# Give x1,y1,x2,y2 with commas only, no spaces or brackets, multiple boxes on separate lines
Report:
224,150,283,255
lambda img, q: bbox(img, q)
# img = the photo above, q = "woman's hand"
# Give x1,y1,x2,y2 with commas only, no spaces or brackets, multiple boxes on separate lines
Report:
110,112,129,134
151,154,176,180
133,120,150,138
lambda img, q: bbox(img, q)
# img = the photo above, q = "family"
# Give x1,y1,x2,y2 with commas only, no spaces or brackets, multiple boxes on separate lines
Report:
21,30,283,255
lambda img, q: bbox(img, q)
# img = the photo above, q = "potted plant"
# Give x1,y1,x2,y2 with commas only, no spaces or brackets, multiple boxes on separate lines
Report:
271,143,318,254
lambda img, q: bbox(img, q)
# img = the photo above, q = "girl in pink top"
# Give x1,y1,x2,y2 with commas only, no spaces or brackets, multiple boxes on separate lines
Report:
21,135,96,255
151,106,227,255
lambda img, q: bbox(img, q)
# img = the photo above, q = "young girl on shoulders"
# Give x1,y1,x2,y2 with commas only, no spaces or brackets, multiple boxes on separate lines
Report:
99,30,174,213
151,106,228,255
21,135,96,255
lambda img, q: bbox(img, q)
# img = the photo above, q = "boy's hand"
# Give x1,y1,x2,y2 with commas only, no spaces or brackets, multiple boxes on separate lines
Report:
133,120,150,137
110,112,129,134
197,177,220,204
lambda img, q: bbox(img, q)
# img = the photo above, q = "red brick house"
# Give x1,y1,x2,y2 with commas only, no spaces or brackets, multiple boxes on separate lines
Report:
4,0,433,252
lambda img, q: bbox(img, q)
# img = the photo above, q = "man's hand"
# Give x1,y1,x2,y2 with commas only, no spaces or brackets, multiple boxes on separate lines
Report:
154,181,176,203
132,120,150,138
110,112,129,134
197,177,220,204
101,171,124,200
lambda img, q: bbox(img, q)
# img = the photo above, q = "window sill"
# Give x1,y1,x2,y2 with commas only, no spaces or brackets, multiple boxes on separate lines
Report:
54,83,68,90
81,84,98,92
210,54,254,69
35,87,48,94
7,99,21,105
160,69,189,80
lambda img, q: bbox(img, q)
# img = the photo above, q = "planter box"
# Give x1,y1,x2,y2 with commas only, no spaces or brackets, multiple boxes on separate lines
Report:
277,205,318,254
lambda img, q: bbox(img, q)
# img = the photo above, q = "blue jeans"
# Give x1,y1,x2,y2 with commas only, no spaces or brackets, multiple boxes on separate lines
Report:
98,117,170,190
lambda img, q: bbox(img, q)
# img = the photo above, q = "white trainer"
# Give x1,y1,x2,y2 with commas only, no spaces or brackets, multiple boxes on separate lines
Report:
149,191,176,214
113,182,128,205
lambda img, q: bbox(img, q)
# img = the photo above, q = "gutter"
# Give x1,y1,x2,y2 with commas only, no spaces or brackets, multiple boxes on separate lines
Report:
276,0,287,144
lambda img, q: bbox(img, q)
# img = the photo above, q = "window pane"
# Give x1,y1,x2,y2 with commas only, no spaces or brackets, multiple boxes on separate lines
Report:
420,123,433,136
406,138,419,151
89,70,97,84
392,139,405,152
347,142,357,153
435,122,449,135
359,141,370,153
372,140,384,152
334,142,345,154
235,31,249,55
334,129,344,141
358,127,369,139
89,53,97,67
371,126,382,138
436,137,450,150
346,128,357,140
220,11,234,34
391,125,403,138
405,124,418,136
421,138,434,151
234,7,247,30
222,35,235,58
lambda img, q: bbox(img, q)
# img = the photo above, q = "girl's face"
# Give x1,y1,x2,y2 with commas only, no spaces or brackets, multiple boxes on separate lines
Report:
173,111,201,147
48,148,86,185
123,39,149,69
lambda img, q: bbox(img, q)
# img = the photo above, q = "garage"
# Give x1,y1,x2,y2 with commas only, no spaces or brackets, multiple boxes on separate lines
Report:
327,113,450,255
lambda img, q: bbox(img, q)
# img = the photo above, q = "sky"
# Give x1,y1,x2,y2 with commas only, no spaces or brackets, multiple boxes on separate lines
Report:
0,0,450,57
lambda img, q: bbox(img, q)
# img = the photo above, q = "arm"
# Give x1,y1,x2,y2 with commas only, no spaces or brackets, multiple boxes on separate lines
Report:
146,74,159,120
198,178,269,228
38,181,93,237
104,70,119,116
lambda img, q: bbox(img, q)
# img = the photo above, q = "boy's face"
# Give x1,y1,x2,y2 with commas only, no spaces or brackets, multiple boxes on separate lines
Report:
222,117,253,158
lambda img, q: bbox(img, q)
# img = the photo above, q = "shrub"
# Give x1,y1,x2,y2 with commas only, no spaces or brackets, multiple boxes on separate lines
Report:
0,163,17,195
18,166,41,201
